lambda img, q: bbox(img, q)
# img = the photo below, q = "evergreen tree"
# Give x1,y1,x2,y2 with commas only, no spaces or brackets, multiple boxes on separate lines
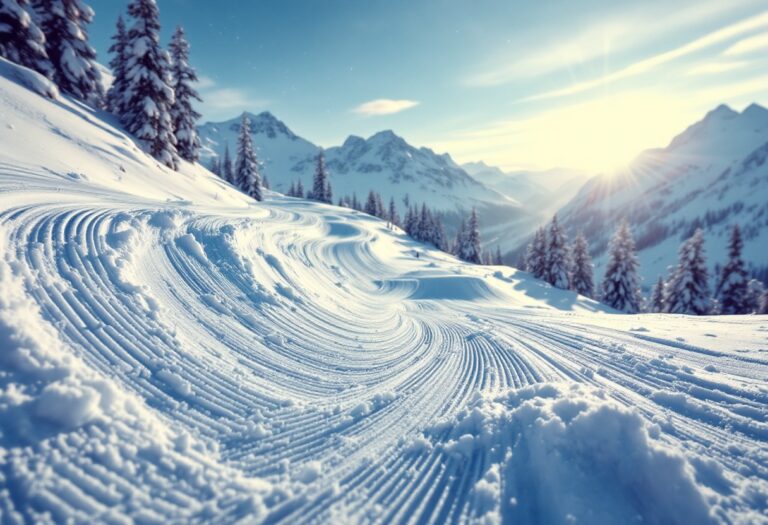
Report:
350,192,359,210
375,192,385,219
459,208,482,263
452,217,466,257
34,0,103,105
168,25,201,162
759,289,768,315
600,220,642,313
0,0,50,75
665,229,710,315
432,214,446,250
296,179,304,199
364,191,378,216
569,233,594,298
525,227,547,280
648,276,665,313
715,225,750,314
312,152,331,203
235,114,262,200
493,246,503,265
417,204,432,242
745,279,765,314
263,175,270,190
388,197,399,227
208,156,220,177
546,215,570,289
106,15,127,113
122,0,178,169
287,181,296,197
404,205,418,236
221,143,233,184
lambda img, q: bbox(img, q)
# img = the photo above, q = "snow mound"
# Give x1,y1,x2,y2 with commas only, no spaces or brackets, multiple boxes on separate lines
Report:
0,58,59,99
423,383,717,525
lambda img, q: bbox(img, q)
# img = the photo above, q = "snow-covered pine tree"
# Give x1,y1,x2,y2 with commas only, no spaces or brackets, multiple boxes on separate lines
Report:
106,15,127,113
525,227,547,280
235,114,262,200
34,0,103,105
208,156,220,177
569,233,594,297
649,276,665,313
168,25,201,162
122,0,178,169
0,0,50,75
745,279,765,314
431,214,446,251
312,152,331,203
222,143,234,184
296,179,304,199
417,204,433,242
665,229,711,315
546,215,569,289
364,191,378,216
287,181,297,197
375,193,385,219
493,246,503,265
760,289,768,315
715,225,750,314
600,220,642,313
404,205,417,236
388,197,399,227
452,217,466,257
460,208,482,264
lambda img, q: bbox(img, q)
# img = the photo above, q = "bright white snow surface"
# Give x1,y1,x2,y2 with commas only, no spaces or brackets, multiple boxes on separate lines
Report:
1,60,767,524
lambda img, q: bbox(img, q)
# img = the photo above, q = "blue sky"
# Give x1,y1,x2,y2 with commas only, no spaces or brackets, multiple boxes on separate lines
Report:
86,0,768,172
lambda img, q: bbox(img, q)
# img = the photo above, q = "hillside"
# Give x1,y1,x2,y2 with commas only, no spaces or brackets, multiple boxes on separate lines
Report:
545,104,768,285
1,60,767,524
198,113,537,250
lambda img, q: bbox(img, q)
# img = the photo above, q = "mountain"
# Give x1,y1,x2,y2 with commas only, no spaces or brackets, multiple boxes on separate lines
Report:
551,103,768,286
462,162,586,217
2,57,766,524
199,114,538,249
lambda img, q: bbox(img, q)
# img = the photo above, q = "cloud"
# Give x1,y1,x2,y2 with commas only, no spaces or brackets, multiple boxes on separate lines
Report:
724,32,768,55
522,10,768,102
196,75,216,89
353,99,419,116
687,60,749,75
464,0,766,87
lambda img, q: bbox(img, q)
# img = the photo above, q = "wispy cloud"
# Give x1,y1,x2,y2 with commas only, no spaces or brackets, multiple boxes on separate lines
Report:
195,76,268,119
687,60,749,75
724,32,768,55
353,99,419,116
522,10,768,102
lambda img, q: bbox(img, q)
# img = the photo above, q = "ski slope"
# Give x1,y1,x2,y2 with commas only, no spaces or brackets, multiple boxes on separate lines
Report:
1,60,768,524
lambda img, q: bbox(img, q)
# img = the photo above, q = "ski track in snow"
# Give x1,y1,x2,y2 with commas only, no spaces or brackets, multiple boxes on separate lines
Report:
0,63,767,524
1,179,767,523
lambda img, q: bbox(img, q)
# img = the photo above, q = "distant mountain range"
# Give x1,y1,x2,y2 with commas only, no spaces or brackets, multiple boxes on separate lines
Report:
534,103,768,286
197,112,538,249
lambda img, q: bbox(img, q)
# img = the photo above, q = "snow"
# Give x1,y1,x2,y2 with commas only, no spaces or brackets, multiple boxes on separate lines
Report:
1,63,767,524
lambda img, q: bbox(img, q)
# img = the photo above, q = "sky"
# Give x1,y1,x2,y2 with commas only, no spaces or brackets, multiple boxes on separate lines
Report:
86,0,768,174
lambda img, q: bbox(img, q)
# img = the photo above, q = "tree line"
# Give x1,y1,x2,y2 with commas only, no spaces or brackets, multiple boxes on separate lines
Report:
524,216,768,315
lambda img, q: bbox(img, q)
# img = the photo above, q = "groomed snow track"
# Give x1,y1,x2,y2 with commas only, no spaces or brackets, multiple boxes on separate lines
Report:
0,62,767,524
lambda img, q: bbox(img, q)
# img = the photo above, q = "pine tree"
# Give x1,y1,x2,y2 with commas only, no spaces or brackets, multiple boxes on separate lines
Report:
296,179,304,199
745,279,765,314
208,156,220,177
168,25,201,162
0,0,50,75
432,214,446,250
222,143,234,184
122,0,178,169
759,289,768,315
546,215,569,289
715,225,750,314
649,276,666,313
569,233,594,298
460,208,482,264
287,181,296,197
106,15,127,113
312,152,331,203
494,246,503,265
34,0,103,105
235,114,262,200
417,204,432,242
388,197,399,227
405,205,417,236
364,191,378,216
665,229,710,315
601,220,642,313
525,227,547,280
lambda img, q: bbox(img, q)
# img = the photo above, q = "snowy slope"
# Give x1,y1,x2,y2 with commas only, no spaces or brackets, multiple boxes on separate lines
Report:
198,113,537,250
1,60,768,524
552,104,768,286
